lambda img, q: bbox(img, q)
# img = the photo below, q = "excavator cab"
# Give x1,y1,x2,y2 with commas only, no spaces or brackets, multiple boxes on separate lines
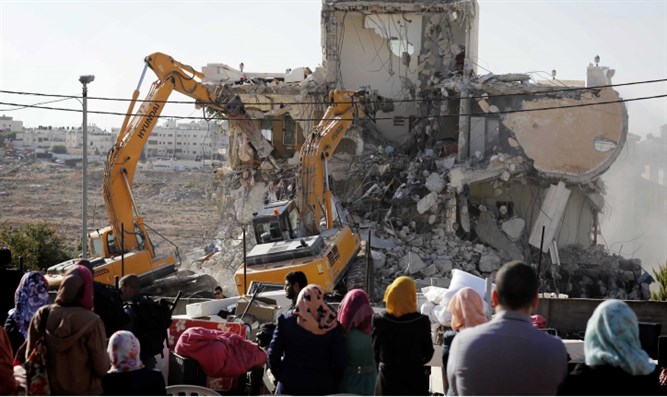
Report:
252,200,299,244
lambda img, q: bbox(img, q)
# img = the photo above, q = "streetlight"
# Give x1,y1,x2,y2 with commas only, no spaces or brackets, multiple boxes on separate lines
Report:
79,75,94,259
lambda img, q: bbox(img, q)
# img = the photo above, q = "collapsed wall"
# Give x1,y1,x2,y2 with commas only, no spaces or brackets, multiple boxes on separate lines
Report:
194,119,649,301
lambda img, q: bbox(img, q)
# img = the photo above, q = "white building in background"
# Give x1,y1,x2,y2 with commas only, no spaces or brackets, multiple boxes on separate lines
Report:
66,125,114,155
14,127,68,152
0,115,23,132
133,119,227,161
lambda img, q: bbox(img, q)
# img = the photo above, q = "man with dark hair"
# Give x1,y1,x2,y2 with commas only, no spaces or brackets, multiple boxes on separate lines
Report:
119,274,162,369
284,271,307,309
214,286,224,299
446,261,567,395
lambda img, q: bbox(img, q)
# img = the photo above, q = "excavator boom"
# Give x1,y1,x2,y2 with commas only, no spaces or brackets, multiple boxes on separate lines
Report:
297,90,367,235
48,52,275,288
235,90,370,294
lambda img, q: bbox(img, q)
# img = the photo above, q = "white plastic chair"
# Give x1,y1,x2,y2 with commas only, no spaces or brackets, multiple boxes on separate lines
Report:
165,384,221,396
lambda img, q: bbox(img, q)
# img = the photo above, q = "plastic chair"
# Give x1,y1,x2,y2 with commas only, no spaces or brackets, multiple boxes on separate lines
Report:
166,384,221,396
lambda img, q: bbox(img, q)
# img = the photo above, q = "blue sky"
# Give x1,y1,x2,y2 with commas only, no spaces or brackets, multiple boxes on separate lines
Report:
1,0,665,137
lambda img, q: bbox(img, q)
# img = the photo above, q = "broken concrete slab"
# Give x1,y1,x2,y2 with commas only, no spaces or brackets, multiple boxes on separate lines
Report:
436,258,454,273
529,181,571,252
400,251,427,275
501,217,525,241
479,253,502,272
475,212,524,261
423,264,439,277
362,230,398,250
371,250,387,268
425,172,446,193
417,192,438,214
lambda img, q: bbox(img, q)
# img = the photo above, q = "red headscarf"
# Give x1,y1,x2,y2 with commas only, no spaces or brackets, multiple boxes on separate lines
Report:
55,265,94,310
338,289,374,335
531,314,547,329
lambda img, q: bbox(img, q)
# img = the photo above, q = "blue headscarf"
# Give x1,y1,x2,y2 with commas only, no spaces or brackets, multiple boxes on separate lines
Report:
7,271,50,338
584,299,655,376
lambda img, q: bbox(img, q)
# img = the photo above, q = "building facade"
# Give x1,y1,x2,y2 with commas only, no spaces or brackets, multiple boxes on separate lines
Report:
137,119,227,161
0,115,23,132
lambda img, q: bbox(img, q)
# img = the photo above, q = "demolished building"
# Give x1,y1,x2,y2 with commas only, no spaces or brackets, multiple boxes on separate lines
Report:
192,0,647,301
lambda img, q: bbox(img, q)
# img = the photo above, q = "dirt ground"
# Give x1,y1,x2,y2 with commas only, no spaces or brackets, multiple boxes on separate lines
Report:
0,158,222,267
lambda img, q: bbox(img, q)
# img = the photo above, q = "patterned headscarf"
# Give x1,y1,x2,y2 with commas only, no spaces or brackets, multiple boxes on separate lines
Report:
584,299,655,376
55,265,94,310
384,276,417,318
7,271,49,338
294,284,337,335
107,330,144,373
448,287,487,331
338,289,374,335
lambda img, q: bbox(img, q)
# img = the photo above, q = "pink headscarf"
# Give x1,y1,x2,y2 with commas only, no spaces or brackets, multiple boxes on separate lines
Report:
294,284,337,335
338,289,374,335
55,265,94,310
107,330,144,372
448,287,487,331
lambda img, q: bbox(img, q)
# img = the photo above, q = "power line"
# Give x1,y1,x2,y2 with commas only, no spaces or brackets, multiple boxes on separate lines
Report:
0,93,664,123
0,78,665,107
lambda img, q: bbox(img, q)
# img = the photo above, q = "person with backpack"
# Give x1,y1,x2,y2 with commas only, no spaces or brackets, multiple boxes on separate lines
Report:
119,274,172,369
79,260,129,338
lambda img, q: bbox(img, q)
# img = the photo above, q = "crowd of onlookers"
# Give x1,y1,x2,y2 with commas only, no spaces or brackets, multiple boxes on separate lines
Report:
0,264,166,395
1,261,667,395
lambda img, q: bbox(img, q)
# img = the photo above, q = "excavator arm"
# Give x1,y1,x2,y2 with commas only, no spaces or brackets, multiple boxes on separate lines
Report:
296,90,367,235
236,89,371,294
104,52,274,256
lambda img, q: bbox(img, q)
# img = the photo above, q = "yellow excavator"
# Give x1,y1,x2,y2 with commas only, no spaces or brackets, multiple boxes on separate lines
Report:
234,90,372,295
47,52,274,288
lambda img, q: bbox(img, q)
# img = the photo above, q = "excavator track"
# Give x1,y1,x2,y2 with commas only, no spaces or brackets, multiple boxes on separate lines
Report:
345,255,369,292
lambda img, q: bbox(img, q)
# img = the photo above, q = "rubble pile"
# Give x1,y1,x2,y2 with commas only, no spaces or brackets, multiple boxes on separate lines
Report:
197,139,651,302
540,244,652,300
340,148,509,299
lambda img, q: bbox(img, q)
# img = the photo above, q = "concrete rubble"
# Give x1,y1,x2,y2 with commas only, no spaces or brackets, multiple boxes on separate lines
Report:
198,126,648,301
188,0,644,301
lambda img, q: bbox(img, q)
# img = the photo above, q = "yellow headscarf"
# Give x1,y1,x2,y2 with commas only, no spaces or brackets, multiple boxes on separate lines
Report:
384,276,417,317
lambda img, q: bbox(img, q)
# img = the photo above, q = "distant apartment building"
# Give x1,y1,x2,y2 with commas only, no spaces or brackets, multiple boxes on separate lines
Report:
14,126,68,152
0,115,23,132
66,125,114,155
13,119,226,161
135,119,227,161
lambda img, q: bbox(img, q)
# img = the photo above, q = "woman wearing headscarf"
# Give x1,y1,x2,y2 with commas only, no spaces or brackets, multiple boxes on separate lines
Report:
26,265,109,395
4,271,50,354
559,299,661,395
102,330,166,395
268,284,346,395
337,289,376,395
373,276,434,395
441,287,487,370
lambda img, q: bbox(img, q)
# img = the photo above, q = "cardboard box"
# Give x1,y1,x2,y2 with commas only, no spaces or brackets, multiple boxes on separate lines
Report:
235,296,277,323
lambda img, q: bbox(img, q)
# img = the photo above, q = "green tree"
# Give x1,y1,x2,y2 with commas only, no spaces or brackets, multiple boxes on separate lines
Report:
0,222,73,270
650,261,667,301
50,145,67,154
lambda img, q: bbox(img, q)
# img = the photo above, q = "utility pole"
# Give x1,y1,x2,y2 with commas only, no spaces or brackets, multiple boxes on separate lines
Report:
79,75,95,259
